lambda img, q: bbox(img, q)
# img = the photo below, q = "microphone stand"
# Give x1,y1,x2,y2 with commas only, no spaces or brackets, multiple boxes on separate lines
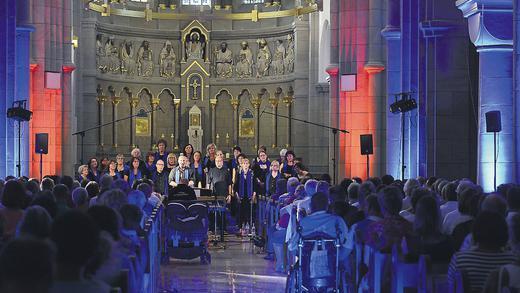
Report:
72,107,163,165
260,111,349,185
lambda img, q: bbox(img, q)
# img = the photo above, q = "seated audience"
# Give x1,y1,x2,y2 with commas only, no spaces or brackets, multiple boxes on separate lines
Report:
0,180,27,239
53,184,71,216
97,189,128,211
507,185,520,227
447,211,516,293
409,195,454,263
0,237,55,293
71,187,89,213
399,187,433,223
168,155,194,188
18,205,52,239
484,213,520,292
440,182,458,220
50,210,110,292
364,186,413,252
443,185,481,235
30,191,58,219
288,192,350,265
402,178,420,211
353,194,382,244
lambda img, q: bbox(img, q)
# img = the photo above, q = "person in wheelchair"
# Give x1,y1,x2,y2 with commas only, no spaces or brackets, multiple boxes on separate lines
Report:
289,192,350,266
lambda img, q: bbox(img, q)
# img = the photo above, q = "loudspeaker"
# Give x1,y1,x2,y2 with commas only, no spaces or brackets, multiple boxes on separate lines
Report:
485,111,502,133
360,134,373,155
35,133,49,154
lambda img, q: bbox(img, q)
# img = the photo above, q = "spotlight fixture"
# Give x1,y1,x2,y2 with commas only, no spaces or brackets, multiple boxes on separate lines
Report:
389,96,417,113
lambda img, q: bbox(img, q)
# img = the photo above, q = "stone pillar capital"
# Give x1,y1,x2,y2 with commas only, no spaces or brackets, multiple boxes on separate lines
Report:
364,63,385,74
456,0,513,51
326,65,339,77
30,63,39,73
62,65,76,74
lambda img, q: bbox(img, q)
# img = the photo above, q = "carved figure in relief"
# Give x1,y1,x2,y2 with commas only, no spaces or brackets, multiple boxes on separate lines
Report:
120,40,136,76
186,32,205,60
256,39,271,78
215,42,233,78
273,39,286,75
236,53,252,78
160,40,177,78
237,41,253,78
96,34,107,72
137,40,154,77
285,34,295,73
105,36,120,73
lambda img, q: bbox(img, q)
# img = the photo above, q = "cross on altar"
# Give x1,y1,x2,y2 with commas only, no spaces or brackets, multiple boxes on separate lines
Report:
190,79,200,99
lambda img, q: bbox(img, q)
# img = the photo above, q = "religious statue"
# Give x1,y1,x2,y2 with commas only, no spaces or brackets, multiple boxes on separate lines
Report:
120,40,136,76
137,40,154,77
186,31,205,60
285,34,295,73
214,42,233,78
236,41,253,78
236,53,252,78
104,36,120,73
159,40,177,78
273,39,286,75
256,39,271,78
96,34,106,72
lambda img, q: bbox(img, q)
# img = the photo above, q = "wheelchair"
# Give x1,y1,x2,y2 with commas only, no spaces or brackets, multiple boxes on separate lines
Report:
163,201,211,264
285,231,346,293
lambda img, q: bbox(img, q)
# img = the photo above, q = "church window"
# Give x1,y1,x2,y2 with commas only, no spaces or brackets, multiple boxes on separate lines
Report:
242,0,264,3
130,0,149,2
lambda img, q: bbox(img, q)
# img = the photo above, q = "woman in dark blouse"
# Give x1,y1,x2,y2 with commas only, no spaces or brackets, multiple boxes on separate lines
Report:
192,151,206,188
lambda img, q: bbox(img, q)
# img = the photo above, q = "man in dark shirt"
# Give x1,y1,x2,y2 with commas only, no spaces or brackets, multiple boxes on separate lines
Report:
151,159,168,195
207,156,232,196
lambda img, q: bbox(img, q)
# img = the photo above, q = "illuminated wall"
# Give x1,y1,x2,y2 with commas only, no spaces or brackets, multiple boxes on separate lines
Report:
0,0,32,179
457,0,516,192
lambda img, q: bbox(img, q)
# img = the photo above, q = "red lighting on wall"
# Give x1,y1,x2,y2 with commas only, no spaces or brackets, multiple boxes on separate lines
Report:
29,63,63,178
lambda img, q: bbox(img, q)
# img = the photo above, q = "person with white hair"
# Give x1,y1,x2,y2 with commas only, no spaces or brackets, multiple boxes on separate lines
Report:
126,148,149,178
168,155,194,187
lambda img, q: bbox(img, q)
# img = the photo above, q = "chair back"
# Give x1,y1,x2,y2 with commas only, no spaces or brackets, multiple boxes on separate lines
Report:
188,203,209,219
369,247,389,293
165,202,188,231
391,244,418,292
449,269,469,293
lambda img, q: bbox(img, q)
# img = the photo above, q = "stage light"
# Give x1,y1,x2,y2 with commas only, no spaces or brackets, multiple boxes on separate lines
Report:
389,96,417,113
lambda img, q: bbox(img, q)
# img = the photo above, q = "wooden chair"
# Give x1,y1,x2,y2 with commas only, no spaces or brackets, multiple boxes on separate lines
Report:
417,255,449,293
391,245,418,292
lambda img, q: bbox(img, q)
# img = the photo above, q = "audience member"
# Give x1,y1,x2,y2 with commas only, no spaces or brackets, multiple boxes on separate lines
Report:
402,178,420,211
71,187,89,212
447,211,516,293
440,182,458,220
399,187,433,223
0,237,55,293
364,186,412,252
50,210,110,292
507,185,520,227
18,205,52,239
31,191,58,219
41,177,55,192
0,180,27,239
53,184,72,216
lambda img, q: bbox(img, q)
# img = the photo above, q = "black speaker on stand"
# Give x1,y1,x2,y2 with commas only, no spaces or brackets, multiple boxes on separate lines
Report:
485,111,501,191
35,133,49,181
360,134,374,179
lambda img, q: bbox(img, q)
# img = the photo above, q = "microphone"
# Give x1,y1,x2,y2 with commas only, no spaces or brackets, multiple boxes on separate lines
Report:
157,105,165,113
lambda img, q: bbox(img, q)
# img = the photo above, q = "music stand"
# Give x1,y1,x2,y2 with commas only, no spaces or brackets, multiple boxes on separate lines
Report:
212,181,228,248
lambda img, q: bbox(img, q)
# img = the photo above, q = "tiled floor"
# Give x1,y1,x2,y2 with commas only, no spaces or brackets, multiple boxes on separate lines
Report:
160,236,287,293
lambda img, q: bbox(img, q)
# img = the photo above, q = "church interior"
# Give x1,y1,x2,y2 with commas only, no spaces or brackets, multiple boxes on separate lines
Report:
1,0,520,292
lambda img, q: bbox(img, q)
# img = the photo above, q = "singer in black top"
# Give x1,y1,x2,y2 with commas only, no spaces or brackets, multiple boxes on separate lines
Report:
207,156,232,195
154,139,169,164
151,159,169,195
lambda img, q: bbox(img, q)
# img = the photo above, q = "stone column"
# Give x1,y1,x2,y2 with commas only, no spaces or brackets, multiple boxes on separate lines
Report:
382,0,402,179
515,0,520,184
129,97,139,150
230,97,240,146
457,0,514,191
173,98,181,149
210,98,217,143
111,95,121,149
62,65,75,172
251,94,262,149
151,97,160,150
283,88,295,148
326,66,339,181
96,86,107,152
269,93,280,148
364,0,386,177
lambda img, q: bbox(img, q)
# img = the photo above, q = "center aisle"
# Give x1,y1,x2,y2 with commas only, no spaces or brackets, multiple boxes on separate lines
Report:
160,236,287,293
